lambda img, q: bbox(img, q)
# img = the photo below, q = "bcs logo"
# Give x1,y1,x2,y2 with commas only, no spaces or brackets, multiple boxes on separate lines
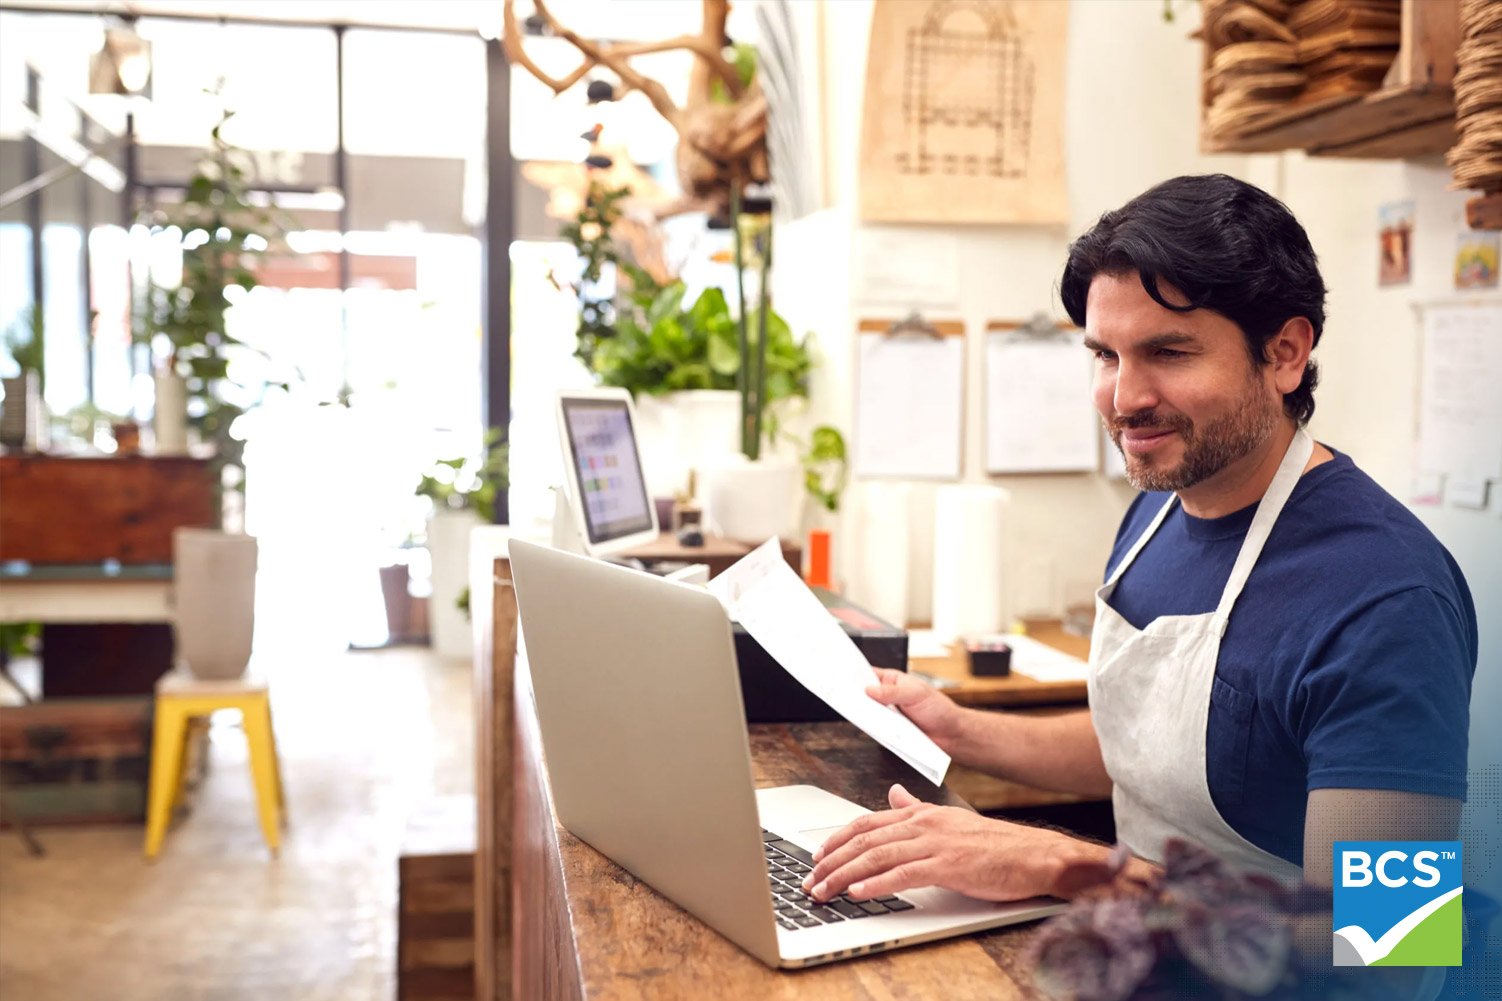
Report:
1332,841,1462,967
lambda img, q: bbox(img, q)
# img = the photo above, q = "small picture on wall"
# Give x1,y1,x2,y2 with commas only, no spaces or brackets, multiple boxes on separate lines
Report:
1379,201,1414,286
1455,230,1500,290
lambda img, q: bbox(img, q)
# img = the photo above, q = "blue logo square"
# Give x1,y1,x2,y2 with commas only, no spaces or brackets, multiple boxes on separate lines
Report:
1332,841,1462,967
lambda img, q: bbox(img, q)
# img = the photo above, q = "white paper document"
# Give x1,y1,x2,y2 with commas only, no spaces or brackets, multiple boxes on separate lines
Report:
1417,303,1502,481
854,331,965,480
708,539,951,786
985,331,1099,473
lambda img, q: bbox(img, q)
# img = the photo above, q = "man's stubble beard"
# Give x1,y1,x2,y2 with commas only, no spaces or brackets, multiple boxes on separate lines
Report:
1108,373,1281,494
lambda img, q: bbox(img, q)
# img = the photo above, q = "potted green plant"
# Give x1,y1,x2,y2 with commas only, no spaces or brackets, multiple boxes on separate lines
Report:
559,181,843,535
132,101,292,484
131,98,295,680
2,305,47,451
698,190,851,542
559,181,813,501
414,430,509,659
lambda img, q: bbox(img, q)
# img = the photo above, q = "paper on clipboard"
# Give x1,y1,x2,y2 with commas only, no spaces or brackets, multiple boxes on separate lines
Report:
1416,303,1502,481
985,328,1098,474
854,323,964,479
707,539,951,786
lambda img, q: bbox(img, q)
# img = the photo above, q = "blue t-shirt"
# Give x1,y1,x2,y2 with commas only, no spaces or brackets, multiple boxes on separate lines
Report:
1103,448,1476,867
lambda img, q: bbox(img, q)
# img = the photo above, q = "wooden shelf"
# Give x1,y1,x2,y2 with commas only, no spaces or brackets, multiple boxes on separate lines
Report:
1205,84,1455,158
1201,0,1460,161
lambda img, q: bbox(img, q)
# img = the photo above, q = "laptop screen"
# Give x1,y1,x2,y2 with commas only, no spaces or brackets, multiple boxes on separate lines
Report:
559,395,654,547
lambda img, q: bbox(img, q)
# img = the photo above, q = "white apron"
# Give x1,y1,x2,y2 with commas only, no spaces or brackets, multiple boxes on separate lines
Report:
1087,428,1312,882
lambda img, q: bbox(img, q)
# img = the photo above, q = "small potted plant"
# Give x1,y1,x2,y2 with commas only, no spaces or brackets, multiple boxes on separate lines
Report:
2,305,47,451
131,100,295,682
415,430,508,659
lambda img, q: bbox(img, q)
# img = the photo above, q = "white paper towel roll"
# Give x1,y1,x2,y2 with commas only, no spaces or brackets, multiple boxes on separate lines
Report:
931,484,1010,642
849,482,913,628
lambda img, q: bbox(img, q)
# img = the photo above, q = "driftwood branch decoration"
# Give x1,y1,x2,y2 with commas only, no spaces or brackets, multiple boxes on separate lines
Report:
503,0,769,218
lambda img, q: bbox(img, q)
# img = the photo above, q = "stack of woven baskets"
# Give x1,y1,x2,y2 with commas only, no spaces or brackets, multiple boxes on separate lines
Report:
1448,0,1502,196
1287,0,1402,102
1203,0,1306,139
1201,0,1412,143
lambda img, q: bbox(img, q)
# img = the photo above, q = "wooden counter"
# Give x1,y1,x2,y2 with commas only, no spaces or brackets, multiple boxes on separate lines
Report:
911,620,1090,709
514,666,1054,1000
475,557,1098,1001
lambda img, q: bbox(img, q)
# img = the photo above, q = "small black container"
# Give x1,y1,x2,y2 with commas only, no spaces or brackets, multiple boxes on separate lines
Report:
965,640,1012,677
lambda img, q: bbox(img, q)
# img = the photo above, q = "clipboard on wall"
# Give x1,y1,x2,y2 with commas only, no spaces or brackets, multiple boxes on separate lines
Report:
984,315,1098,474
853,313,966,479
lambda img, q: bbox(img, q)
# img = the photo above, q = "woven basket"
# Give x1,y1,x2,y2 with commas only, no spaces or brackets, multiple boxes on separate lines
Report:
1449,0,1502,194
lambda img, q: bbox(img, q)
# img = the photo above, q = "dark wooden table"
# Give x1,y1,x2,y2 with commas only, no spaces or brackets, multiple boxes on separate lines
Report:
910,619,1090,710
621,531,802,580
513,664,1054,1000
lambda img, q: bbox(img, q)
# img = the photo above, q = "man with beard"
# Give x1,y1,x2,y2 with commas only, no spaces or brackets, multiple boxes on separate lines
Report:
797,177,1476,942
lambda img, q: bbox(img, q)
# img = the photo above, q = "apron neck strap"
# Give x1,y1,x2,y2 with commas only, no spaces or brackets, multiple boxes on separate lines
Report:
1105,492,1179,588
1212,428,1314,630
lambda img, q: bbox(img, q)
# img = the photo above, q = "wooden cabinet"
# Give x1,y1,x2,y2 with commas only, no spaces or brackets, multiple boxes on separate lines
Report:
0,455,216,565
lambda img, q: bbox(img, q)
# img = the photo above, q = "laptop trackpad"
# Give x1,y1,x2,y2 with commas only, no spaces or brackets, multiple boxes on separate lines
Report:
756,785,874,845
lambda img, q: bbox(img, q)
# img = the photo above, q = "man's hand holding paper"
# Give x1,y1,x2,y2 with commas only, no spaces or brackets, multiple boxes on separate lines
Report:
707,538,952,786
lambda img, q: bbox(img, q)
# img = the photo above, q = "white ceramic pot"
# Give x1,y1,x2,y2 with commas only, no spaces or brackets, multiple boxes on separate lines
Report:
701,453,805,543
632,389,741,500
1,372,45,450
153,371,189,455
173,528,258,680
427,508,485,660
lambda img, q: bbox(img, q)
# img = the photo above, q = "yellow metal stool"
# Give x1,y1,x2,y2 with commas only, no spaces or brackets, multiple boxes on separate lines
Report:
144,670,285,859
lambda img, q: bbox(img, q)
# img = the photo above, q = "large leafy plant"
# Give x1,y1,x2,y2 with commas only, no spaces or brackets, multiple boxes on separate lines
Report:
592,282,811,405
558,182,843,508
133,103,293,496
557,183,812,415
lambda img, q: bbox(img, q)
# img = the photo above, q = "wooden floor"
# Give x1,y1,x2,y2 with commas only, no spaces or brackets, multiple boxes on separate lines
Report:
0,644,473,1001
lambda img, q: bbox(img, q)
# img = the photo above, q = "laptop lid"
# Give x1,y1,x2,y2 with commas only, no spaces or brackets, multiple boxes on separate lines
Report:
507,538,779,966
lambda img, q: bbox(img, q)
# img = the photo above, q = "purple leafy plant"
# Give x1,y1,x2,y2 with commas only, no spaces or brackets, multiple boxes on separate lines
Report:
1029,838,1389,1001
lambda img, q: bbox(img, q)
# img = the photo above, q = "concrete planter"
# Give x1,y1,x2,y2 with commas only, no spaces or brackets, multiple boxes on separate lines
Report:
701,453,805,543
632,389,741,500
427,508,485,660
1,372,47,451
173,529,258,680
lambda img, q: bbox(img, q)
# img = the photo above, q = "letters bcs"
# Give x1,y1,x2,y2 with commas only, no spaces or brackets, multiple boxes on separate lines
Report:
1341,849,1443,888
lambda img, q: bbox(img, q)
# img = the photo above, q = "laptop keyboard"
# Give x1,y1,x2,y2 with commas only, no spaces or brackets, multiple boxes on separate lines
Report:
761,829,917,931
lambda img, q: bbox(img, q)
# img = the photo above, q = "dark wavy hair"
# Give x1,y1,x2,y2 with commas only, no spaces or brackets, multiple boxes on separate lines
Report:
1059,174,1326,425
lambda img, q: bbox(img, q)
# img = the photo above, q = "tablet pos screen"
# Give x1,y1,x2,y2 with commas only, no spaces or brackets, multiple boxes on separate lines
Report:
559,396,654,546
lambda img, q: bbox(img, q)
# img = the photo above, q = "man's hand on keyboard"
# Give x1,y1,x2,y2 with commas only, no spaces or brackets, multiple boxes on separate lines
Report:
801,783,1097,904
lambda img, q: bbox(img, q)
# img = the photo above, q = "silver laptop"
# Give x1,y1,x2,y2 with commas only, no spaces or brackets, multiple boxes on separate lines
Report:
508,538,1063,968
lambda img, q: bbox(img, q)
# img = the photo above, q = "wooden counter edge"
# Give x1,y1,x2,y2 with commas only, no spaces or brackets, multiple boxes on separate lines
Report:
474,556,516,1001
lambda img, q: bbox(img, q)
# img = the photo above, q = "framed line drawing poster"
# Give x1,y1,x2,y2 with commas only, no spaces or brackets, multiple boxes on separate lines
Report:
859,0,1068,224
